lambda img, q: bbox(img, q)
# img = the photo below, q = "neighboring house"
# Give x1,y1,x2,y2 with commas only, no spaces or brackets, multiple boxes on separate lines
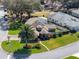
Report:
48,12,79,31
63,1,79,9
71,9,79,18
44,0,53,9
52,1,62,11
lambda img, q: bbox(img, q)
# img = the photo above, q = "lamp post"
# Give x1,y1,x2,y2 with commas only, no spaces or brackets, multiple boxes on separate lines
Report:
7,35,10,43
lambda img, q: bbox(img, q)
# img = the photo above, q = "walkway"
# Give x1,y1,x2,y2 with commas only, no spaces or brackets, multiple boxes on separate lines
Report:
39,41,49,51
0,30,8,59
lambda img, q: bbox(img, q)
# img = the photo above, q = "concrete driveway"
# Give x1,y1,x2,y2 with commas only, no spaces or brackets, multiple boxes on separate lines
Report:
0,29,8,59
0,9,8,59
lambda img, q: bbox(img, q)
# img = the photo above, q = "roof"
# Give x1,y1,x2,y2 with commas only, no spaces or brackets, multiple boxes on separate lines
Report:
26,17,47,26
48,12,79,31
72,9,79,14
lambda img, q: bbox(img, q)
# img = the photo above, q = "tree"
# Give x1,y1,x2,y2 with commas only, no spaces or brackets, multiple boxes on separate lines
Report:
4,0,32,19
9,20,23,30
32,2,42,11
19,24,35,43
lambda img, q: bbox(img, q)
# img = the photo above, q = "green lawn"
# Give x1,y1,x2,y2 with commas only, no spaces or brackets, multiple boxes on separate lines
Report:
1,40,47,54
8,29,20,35
2,33,79,54
65,56,79,59
29,43,47,54
42,34,79,50
1,40,25,53
75,32,79,36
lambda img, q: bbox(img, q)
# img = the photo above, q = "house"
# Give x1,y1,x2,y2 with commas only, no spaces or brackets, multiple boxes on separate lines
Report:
48,12,79,31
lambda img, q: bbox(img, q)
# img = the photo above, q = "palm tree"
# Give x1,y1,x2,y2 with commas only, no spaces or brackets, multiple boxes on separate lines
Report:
19,24,35,43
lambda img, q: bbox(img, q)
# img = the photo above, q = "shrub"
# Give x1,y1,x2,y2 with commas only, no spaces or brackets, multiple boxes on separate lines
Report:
23,44,32,49
34,44,41,49
58,33,63,37
77,35,79,38
53,34,57,38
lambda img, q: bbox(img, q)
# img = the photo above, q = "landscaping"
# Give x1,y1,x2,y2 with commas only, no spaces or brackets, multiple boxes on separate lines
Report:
8,29,21,35
2,32,79,54
64,56,79,59
42,34,79,50
1,40,47,54
1,40,25,53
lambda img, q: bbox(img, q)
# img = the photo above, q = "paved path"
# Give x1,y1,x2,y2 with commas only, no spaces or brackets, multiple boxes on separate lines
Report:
39,41,49,51
0,9,8,59
9,41,79,59
0,30,8,42
0,30,8,59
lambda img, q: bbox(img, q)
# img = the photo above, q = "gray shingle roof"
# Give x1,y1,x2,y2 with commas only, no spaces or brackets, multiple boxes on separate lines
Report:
48,12,79,31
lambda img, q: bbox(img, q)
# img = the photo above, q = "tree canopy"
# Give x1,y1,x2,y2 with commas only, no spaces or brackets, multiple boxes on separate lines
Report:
19,24,35,43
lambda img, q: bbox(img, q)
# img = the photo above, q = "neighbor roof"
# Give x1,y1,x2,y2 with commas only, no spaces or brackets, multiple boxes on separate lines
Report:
48,12,79,31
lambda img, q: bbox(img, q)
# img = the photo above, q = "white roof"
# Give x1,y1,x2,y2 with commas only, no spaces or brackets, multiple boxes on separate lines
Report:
26,17,47,25
72,9,79,14
48,12,79,31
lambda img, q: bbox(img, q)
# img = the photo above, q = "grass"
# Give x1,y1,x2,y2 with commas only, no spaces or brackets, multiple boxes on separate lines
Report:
42,34,79,50
8,29,20,35
2,32,79,54
1,40,25,53
28,43,47,54
1,40,47,54
75,32,79,36
64,56,79,59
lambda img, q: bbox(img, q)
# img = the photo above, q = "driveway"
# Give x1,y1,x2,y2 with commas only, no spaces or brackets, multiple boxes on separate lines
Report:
0,25,8,59
0,28,8,59
0,30,8,42
0,9,8,59
9,41,79,59
0,48,8,59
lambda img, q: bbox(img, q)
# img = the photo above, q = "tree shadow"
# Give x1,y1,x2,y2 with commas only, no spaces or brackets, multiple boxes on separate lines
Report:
12,48,31,59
